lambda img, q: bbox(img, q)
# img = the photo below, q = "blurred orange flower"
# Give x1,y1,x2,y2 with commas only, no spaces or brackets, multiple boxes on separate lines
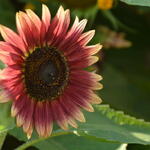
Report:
97,0,113,10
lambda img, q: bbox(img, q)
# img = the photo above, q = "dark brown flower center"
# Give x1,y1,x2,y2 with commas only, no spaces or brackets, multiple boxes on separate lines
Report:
24,47,69,101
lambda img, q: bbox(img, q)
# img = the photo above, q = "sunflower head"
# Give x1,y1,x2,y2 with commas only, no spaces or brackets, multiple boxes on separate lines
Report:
0,4,102,138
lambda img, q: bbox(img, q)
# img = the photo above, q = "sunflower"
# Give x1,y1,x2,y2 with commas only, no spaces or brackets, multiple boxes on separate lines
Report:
0,5,102,138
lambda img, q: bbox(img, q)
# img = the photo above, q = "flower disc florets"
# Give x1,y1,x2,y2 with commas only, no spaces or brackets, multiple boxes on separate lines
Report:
24,47,69,101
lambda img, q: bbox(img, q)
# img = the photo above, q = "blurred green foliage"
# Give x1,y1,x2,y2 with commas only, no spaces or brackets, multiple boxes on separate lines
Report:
0,0,15,28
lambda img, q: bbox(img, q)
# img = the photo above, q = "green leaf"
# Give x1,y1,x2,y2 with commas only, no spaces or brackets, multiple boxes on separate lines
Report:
120,0,150,7
0,103,15,149
0,103,15,134
10,128,127,150
35,134,127,150
11,104,150,150
77,105,150,145
0,61,5,70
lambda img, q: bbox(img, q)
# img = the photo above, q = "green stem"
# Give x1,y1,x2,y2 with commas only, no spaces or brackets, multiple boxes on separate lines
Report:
15,131,71,150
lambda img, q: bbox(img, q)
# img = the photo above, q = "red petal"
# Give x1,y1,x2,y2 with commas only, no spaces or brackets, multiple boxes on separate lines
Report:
66,86,94,112
46,6,65,44
26,9,41,32
70,70,102,82
69,56,99,69
23,99,35,134
51,100,68,130
11,94,27,117
0,25,27,53
77,30,95,46
66,44,102,61
42,4,51,31
40,22,47,45
16,97,32,127
16,12,35,49
0,41,24,56
0,78,24,99
60,93,86,122
20,12,41,46
0,67,22,80
70,77,103,90
51,9,70,47
34,101,53,137
45,102,53,137
58,17,87,52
